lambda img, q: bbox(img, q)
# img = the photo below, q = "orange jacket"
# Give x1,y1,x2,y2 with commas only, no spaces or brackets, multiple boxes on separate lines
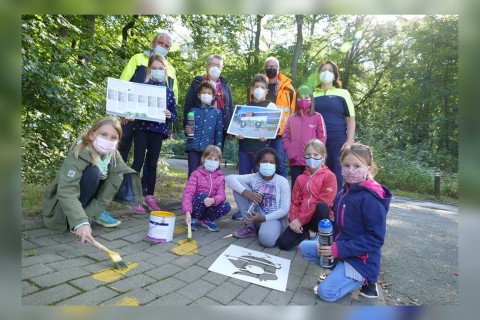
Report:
248,73,296,136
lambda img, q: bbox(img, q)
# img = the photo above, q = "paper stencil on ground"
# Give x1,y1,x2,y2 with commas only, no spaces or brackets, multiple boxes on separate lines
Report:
208,244,290,292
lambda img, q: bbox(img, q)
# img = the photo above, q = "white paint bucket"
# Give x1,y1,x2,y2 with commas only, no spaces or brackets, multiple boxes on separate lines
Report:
147,211,176,242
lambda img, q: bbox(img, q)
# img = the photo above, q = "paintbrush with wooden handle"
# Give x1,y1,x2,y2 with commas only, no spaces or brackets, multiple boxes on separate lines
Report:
187,222,192,242
89,239,128,269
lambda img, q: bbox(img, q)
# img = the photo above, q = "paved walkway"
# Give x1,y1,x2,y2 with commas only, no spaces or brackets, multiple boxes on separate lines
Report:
21,159,386,306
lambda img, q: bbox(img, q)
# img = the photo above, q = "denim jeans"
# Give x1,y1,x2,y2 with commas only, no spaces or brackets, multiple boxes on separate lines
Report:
269,136,288,179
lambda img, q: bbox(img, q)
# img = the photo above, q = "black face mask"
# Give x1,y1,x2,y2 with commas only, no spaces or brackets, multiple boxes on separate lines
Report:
265,68,278,79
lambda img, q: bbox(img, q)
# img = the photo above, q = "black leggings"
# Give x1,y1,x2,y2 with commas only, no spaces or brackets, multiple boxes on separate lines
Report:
277,202,330,251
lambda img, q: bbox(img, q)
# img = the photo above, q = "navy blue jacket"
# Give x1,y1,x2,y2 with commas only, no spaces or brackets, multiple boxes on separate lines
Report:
183,76,233,132
331,179,392,282
185,105,223,152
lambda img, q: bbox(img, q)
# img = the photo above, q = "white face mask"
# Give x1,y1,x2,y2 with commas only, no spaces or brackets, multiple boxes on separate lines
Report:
208,66,221,80
305,157,323,169
204,159,219,172
259,163,276,177
319,70,334,84
153,45,168,57
253,87,266,101
150,69,165,82
92,135,117,154
200,93,213,105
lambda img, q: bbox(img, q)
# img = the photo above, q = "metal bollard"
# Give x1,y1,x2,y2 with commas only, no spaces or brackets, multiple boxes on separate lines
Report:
434,169,441,198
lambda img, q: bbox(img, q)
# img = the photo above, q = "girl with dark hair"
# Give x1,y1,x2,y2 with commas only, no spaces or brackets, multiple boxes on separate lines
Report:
225,147,290,247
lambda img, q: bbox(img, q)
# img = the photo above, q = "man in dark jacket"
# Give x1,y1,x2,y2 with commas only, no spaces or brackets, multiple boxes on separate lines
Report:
184,54,234,149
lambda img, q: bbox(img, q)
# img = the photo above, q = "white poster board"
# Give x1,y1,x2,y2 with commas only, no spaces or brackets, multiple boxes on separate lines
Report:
106,77,166,123
227,105,282,139
208,244,290,292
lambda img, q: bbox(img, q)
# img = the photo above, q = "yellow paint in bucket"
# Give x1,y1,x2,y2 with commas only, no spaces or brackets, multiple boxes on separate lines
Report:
147,211,176,242
171,239,198,255
92,262,138,282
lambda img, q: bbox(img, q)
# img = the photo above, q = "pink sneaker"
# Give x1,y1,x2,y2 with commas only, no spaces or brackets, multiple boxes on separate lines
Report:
128,204,146,214
144,195,161,211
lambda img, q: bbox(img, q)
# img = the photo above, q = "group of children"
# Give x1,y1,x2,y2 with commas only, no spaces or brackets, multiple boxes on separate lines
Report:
41,55,392,303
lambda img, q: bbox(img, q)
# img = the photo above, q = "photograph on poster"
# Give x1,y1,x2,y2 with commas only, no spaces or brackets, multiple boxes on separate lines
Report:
106,77,166,123
208,244,291,292
227,105,282,139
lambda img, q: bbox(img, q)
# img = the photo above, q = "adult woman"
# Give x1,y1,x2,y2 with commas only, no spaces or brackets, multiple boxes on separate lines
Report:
313,60,355,190
225,148,290,247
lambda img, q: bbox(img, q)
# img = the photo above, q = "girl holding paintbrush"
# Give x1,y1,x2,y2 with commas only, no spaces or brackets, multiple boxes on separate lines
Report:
42,116,144,244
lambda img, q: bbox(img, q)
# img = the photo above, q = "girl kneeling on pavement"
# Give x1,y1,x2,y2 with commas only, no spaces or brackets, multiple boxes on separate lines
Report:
42,116,144,243
298,143,392,301
182,145,231,232
225,147,290,247
277,139,337,251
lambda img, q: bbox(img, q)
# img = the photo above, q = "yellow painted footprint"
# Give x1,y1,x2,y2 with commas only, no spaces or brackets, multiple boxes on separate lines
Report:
171,239,198,255
113,296,140,306
92,262,138,282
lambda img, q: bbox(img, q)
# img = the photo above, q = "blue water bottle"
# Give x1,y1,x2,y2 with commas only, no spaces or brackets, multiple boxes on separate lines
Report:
318,219,334,268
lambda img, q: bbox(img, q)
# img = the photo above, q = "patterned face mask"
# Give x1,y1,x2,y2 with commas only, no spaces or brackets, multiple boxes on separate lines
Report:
341,166,367,184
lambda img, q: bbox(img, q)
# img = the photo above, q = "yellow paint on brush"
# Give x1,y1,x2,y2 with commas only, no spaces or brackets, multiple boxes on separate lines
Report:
114,296,140,306
92,262,138,282
174,225,185,235
171,239,198,255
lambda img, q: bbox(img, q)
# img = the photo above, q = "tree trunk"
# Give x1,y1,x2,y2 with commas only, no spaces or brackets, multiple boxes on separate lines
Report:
310,15,317,36
291,15,304,83
254,15,264,66
121,15,138,59
82,15,95,66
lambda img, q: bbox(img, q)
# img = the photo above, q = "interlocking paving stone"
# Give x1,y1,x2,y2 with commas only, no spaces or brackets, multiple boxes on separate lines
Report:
291,286,317,305
205,281,243,305
144,263,183,280
120,251,155,263
145,251,177,266
173,265,208,283
198,270,229,286
22,253,65,267
22,284,80,306
236,284,270,305
145,277,187,297
97,228,134,241
22,240,38,250
147,292,192,306
69,275,110,291
176,279,216,301
57,286,118,306
144,241,177,255
170,254,203,268
23,229,59,238
264,289,295,305
188,296,222,306
107,274,156,292
102,288,156,306
22,264,56,280
122,231,149,243
36,243,77,255
22,281,40,296
46,257,96,271
286,273,302,291
30,267,90,288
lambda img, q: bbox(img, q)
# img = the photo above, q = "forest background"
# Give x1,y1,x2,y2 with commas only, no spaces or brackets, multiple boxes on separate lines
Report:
21,14,458,199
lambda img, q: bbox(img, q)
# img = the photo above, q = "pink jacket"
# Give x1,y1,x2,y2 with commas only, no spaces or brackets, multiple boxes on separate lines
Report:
181,166,227,213
289,166,337,225
282,111,327,166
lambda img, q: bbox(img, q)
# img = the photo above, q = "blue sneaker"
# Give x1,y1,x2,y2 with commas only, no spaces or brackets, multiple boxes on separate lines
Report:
201,220,219,232
186,219,198,231
232,211,243,220
96,211,121,228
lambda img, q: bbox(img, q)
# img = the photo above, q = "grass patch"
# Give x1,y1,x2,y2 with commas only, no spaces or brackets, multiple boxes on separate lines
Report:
22,165,188,219
392,189,458,205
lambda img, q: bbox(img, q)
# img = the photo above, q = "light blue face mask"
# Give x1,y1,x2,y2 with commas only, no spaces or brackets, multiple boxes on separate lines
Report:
150,69,165,82
153,45,168,57
204,159,219,172
305,157,323,169
259,163,276,177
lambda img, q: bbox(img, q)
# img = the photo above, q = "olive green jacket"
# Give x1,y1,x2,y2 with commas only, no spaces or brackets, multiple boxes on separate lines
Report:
42,146,143,231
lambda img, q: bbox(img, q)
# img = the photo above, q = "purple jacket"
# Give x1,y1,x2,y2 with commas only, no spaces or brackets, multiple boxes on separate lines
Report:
182,166,227,213
282,111,327,166
331,179,392,282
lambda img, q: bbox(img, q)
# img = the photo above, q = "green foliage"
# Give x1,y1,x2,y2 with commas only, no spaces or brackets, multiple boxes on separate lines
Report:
21,14,458,199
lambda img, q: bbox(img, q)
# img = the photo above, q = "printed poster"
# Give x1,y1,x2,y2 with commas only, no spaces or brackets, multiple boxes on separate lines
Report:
106,77,167,123
227,105,282,139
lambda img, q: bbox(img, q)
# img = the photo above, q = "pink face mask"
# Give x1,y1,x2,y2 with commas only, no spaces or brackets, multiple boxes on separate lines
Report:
297,99,311,109
341,166,367,184
92,135,117,154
